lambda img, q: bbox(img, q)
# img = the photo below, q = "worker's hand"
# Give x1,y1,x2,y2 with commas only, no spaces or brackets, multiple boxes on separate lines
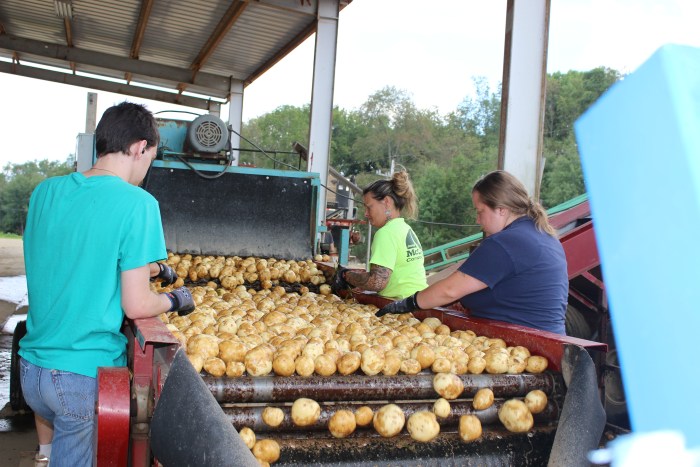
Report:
153,262,178,286
330,266,350,295
375,292,420,317
165,287,196,316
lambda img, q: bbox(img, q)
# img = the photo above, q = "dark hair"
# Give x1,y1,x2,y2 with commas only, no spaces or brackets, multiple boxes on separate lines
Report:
95,102,159,157
472,170,556,236
363,170,418,219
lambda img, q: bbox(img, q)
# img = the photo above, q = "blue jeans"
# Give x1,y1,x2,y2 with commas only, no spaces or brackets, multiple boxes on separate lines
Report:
20,357,97,467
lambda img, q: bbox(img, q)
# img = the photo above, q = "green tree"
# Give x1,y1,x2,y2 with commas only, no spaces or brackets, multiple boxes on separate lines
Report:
240,105,310,169
0,159,73,234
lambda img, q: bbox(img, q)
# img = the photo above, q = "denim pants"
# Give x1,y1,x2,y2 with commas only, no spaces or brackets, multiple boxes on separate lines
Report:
20,357,97,467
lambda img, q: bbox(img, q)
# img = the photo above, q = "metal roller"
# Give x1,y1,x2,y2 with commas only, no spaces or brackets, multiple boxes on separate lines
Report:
203,372,563,404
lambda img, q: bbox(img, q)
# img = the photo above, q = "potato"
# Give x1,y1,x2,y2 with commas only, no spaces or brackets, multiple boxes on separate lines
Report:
510,345,531,361
526,356,548,373
431,357,452,373
252,439,280,464
238,426,256,449
245,345,273,376
314,354,337,376
328,409,357,438
432,373,464,400
295,355,315,377
467,356,486,374
361,347,385,376
484,350,509,374
399,358,422,375
187,354,204,373
291,398,321,427
459,415,482,442
272,354,296,376
337,351,361,375
225,361,245,377
354,406,374,427
472,388,494,410
382,354,402,376
262,407,284,427
373,404,405,438
407,411,440,442
498,399,534,433
433,398,451,418
186,334,220,359
524,390,548,414
411,344,436,370
203,357,226,377
218,340,247,363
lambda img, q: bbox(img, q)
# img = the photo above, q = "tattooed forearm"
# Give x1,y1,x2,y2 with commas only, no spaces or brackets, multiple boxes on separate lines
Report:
346,265,391,291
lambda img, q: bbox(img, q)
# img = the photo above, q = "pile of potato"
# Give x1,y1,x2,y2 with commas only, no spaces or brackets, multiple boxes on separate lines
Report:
154,254,554,464
155,252,328,291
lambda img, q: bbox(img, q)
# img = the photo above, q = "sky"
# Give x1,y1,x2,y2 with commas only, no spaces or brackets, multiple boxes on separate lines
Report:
1,0,699,167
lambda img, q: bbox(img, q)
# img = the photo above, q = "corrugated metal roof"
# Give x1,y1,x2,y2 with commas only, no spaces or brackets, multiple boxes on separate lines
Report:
0,0,351,110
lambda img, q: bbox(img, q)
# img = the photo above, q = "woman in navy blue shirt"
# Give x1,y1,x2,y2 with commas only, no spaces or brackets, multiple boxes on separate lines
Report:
377,170,568,335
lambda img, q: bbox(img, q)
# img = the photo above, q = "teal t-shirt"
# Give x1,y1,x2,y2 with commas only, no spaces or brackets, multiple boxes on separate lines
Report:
369,218,428,299
19,173,167,377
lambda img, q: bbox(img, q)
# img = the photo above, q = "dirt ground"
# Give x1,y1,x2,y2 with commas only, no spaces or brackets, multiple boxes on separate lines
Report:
0,238,25,277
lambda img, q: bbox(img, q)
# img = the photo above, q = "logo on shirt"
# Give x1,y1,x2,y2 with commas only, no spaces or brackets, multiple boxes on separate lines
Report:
405,230,423,262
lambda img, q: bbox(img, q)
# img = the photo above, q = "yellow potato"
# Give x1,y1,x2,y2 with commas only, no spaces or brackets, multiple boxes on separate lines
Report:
238,426,255,449
272,354,296,376
225,361,245,377
467,356,486,374
291,398,321,427
526,356,549,373
354,406,374,427
244,345,273,376
203,357,226,377
361,347,385,376
431,357,452,373
295,355,315,377
382,354,402,376
484,350,509,374
433,398,451,418
524,390,548,414
459,415,482,442
314,354,337,376
399,358,422,375
186,334,220,359
187,354,204,373
328,409,357,438
498,399,534,433
472,388,494,410
373,404,406,438
407,411,440,442
261,407,284,427
252,439,280,464
432,373,464,400
337,351,361,375
411,344,436,370
218,340,247,363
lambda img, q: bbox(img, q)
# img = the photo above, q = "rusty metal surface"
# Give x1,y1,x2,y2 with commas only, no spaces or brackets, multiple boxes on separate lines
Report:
223,399,559,433
203,372,561,404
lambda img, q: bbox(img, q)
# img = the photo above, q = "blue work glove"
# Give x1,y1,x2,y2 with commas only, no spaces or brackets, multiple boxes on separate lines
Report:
153,262,178,286
165,287,196,316
330,266,350,295
375,292,421,317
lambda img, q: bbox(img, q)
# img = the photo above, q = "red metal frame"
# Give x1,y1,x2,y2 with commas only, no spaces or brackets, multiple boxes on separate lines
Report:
96,367,130,467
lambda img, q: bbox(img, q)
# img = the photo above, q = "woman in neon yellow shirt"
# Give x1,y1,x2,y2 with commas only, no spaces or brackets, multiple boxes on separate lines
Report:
332,170,427,299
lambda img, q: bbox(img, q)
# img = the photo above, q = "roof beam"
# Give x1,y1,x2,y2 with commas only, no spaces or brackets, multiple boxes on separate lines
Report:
0,61,221,112
126,0,155,83
189,1,247,77
0,34,232,98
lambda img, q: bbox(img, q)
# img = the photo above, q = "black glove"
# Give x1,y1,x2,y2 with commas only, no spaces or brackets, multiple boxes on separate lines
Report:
153,262,177,286
330,266,350,295
165,287,196,316
375,292,421,317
